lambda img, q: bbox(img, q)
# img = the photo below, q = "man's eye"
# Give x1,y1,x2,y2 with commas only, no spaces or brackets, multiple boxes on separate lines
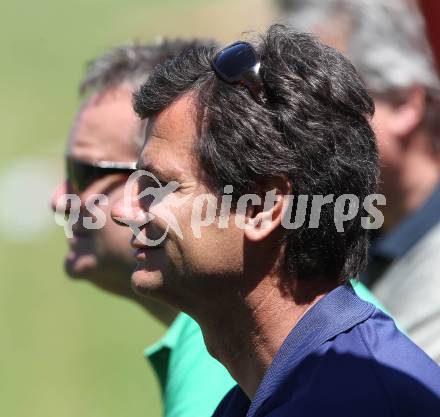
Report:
138,177,166,189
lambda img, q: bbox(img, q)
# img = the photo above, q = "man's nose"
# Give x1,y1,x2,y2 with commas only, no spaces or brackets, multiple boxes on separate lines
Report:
51,181,69,213
111,182,148,228
50,180,82,215
111,198,130,227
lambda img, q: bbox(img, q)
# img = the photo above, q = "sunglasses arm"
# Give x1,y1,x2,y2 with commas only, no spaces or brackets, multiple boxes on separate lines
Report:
242,64,268,104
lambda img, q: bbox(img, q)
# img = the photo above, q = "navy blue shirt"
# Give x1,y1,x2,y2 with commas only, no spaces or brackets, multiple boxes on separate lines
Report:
213,285,440,417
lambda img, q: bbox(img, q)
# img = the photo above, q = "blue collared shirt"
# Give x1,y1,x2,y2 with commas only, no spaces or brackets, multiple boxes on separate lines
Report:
212,285,440,417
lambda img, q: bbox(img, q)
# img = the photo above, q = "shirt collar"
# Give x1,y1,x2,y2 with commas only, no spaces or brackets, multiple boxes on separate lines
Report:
248,284,374,416
144,313,187,394
218,284,375,417
371,181,440,260
144,313,186,359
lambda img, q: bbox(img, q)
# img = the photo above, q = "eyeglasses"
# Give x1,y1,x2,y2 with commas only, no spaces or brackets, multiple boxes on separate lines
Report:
66,156,137,194
211,41,268,104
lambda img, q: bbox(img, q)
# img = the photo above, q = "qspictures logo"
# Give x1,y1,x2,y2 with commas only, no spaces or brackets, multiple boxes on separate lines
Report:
54,170,386,245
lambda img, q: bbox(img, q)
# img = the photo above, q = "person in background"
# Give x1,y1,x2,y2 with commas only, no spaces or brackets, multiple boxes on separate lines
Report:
50,40,237,417
112,25,440,417
419,0,440,70
278,0,440,363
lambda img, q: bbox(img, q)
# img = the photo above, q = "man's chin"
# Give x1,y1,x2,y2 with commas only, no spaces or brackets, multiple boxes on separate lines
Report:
64,252,98,279
131,266,164,297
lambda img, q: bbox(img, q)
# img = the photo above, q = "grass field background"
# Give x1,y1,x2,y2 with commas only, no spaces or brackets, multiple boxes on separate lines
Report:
0,1,274,416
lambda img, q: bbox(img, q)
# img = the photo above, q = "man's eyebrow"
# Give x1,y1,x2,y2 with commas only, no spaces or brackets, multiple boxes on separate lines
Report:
136,160,165,180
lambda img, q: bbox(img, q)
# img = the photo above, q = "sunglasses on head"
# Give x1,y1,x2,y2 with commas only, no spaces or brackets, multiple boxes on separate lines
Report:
66,156,137,194
211,41,268,104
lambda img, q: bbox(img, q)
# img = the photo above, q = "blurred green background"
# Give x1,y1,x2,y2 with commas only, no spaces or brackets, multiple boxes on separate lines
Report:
0,1,273,416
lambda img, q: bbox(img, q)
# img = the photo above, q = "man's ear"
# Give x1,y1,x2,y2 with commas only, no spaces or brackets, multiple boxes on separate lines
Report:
244,175,292,242
389,86,426,140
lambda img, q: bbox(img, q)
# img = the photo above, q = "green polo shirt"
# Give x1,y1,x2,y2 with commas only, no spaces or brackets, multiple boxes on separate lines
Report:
145,312,235,417
145,281,387,417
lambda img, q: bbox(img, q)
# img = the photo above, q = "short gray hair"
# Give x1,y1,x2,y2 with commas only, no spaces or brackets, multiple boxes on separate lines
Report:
78,39,217,150
79,38,217,96
279,0,439,94
279,0,440,146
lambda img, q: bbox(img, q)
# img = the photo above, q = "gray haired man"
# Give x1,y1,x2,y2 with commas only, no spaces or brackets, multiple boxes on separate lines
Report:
279,0,440,362
51,40,236,417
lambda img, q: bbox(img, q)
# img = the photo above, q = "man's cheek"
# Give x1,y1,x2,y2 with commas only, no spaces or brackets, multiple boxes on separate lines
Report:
148,193,190,240
83,194,109,230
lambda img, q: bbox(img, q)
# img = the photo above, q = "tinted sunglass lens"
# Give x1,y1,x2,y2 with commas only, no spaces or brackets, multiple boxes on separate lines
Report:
66,158,136,194
66,160,93,194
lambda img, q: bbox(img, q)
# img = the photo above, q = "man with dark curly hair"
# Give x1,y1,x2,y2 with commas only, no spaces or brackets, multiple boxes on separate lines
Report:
113,25,440,416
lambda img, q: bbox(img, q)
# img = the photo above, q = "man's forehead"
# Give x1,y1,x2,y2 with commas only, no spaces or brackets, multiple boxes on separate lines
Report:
139,93,199,176
149,93,198,140
68,86,140,162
